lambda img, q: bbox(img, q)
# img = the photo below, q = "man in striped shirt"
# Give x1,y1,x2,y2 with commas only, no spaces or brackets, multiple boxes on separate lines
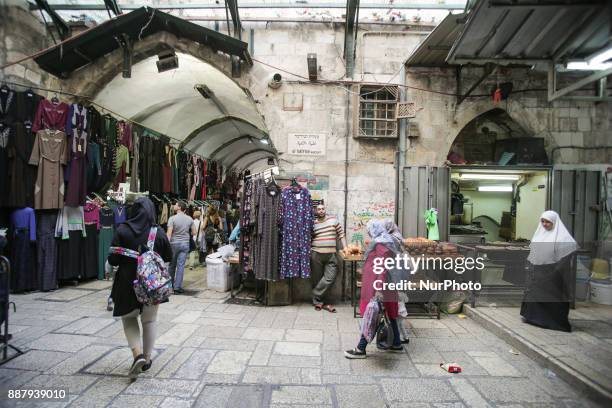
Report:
311,204,347,312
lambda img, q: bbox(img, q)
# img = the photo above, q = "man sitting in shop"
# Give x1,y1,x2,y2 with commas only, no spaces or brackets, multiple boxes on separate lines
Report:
311,204,346,312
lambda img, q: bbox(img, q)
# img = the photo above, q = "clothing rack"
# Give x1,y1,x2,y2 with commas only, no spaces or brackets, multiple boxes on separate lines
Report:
0,80,209,160
0,256,25,365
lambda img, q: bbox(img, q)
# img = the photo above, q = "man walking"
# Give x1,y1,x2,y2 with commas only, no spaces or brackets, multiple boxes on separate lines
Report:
311,204,346,312
167,202,195,294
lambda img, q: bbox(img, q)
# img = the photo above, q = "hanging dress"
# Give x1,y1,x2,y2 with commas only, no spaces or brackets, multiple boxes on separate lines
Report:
279,185,314,279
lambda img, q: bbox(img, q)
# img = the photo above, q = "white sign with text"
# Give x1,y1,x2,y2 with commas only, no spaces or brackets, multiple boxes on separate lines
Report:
288,133,326,156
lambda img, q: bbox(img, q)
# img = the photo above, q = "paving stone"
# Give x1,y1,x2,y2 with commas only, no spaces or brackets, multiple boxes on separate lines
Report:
321,374,377,384
242,367,302,384
469,378,555,403
156,324,199,346
77,280,113,290
26,374,98,394
174,349,216,379
157,348,196,378
84,348,130,375
55,317,115,335
472,356,522,377
335,384,387,408
140,347,180,378
448,378,491,408
69,377,129,408
193,386,232,408
414,363,454,377
203,326,246,339
47,345,114,375
125,378,199,397
206,351,251,374
242,327,286,341
201,338,258,351
322,351,351,374
3,350,70,371
201,311,244,321
109,394,165,408
249,341,274,366
300,368,322,384
285,329,324,343
271,386,332,405
37,289,91,302
350,355,418,377
274,341,320,357
159,397,194,408
0,368,40,388
26,333,97,353
268,355,321,368
172,311,202,324
381,378,458,402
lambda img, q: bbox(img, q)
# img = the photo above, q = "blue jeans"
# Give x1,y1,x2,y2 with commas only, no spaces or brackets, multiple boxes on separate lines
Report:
170,242,190,289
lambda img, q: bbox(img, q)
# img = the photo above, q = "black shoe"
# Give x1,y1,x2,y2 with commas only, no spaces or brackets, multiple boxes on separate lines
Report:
106,299,113,311
344,348,367,359
142,358,153,372
175,288,184,294
129,354,146,379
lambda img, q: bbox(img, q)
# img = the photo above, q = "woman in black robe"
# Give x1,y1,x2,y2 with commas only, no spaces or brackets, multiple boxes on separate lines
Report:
108,197,172,379
520,211,578,332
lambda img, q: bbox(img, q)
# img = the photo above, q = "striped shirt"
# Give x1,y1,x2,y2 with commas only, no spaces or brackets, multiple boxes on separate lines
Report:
312,217,345,254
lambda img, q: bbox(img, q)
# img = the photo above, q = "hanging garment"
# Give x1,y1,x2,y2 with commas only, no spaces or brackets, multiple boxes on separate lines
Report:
96,140,115,192
32,98,69,133
84,201,100,229
114,144,129,188
190,155,200,201
98,207,114,279
130,127,140,192
83,224,99,280
0,123,8,207
173,148,180,195
201,159,207,200
7,122,37,208
279,184,314,279
239,178,254,272
29,129,69,209
163,145,173,193
10,207,37,292
55,206,86,240
65,128,88,206
37,211,59,291
87,106,101,143
117,121,132,151
15,90,42,123
186,154,194,200
0,87,16,123
58,230,85,280
114,205,127,225
86,142,102,192
424,208,440,241
252,182,282,281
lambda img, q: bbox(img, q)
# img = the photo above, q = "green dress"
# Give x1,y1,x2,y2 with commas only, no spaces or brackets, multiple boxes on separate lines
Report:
425,208,440,241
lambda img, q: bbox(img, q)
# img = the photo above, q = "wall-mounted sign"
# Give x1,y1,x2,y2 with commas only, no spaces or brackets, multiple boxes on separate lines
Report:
288,133,326,156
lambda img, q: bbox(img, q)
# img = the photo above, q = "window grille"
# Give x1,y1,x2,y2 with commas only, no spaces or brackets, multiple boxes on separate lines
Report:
354,85,399,139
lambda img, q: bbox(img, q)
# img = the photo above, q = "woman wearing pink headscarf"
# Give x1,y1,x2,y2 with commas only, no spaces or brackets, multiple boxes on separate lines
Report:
520,211,578,332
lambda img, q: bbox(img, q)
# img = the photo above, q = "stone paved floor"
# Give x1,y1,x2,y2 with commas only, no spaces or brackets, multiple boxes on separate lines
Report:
467,302,612,401
0,267,604,407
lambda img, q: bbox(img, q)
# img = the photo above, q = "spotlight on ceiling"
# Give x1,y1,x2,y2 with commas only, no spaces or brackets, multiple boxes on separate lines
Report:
247,137,253,144
156,50,178,73
307,53,317,81
267,157,275,166
195,84,215,99
260,137,270,145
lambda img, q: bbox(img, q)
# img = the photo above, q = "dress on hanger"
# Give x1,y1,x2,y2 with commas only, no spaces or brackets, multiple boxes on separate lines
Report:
29,129,69,209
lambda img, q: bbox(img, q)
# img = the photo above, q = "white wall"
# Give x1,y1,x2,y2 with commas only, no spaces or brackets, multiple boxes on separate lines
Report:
462,191,512,224
516,173,548,240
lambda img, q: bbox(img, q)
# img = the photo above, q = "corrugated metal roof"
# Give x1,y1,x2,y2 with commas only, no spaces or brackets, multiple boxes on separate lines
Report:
405,12,466,67
447,0,610,65
34,7,251,78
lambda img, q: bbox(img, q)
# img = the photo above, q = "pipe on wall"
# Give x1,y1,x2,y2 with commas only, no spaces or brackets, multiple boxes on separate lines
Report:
550,145,612,164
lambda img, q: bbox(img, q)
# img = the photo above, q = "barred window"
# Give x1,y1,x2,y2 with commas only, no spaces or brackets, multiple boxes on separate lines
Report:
356,86,398,138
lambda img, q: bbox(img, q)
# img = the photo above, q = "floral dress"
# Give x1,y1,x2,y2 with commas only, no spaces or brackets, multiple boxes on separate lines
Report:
279,185,314,279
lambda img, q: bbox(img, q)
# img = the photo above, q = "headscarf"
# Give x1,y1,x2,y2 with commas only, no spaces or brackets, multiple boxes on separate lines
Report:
383,219,404,248
527,210,578,265
364,219,402,261
125,197,157,235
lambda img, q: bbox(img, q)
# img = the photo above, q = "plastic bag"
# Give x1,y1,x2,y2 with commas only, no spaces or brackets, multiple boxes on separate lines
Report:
217,244,236,260
440,291,467,314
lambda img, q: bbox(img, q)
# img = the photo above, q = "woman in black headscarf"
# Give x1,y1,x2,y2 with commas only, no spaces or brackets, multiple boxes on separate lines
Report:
108,197,172,379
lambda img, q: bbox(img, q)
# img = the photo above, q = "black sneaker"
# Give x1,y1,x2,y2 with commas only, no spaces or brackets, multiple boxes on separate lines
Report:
174,288,184,294
106,299,113,312
344,348,367,359
142,358,153,372
129,354,146,379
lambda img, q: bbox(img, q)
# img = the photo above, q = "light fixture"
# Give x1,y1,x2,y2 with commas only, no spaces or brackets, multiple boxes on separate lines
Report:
268,73,282,89
247,137,253,144
195,84,214,99
478,186,513,192
588,46,612,65
260,137,269,145
460,174,520,181
566,61,612,71
156,50,178,73
267,157,275,165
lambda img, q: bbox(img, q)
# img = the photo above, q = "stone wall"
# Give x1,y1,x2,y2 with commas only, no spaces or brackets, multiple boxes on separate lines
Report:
405,66,611,166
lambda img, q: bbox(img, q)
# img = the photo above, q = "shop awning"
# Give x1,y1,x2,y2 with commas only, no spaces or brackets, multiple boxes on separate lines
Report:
34,6,251,78
446,0,609,66
405,12,466,67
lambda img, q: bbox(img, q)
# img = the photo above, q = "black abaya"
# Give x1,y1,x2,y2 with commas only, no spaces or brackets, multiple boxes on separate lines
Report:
520,254,573,332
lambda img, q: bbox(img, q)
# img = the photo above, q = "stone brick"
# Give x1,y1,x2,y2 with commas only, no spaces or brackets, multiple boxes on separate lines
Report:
206,350,251,374
381,378,458,402
271,386,332,405
274,341,321,357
